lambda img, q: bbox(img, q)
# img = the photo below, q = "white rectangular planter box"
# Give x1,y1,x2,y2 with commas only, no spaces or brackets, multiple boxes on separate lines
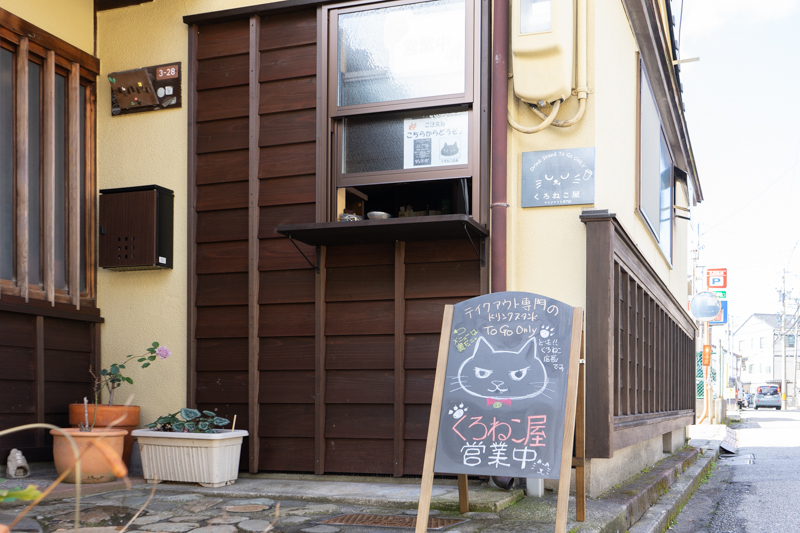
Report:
131,429,249,487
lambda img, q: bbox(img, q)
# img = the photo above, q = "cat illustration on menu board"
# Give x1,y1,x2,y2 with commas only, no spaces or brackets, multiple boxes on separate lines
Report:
452,328,553,409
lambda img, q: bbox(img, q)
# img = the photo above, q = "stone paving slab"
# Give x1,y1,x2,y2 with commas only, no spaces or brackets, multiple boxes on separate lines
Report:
1,442,722,533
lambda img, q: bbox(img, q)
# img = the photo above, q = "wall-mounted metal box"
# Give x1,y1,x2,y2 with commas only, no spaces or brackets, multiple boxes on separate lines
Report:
99,185,174,271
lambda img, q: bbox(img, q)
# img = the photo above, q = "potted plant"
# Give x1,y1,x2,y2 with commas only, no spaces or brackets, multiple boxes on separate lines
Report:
132,408,249,487
67,342,171,466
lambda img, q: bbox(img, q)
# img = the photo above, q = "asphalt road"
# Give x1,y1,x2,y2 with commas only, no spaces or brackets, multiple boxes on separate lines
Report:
671,407,800,533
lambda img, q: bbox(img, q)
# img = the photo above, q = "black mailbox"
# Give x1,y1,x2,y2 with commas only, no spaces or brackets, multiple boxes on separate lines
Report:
99,185,174,270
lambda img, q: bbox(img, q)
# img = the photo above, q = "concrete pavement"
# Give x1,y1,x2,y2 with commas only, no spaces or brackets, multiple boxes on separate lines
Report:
1,433,724,533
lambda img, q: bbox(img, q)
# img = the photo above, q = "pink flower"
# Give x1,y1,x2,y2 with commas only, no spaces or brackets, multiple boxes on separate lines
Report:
156,346,171,360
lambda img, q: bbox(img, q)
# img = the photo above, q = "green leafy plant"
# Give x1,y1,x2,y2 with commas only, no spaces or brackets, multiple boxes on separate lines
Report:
146,408,230,433
0,484,42,503
90,342,171,408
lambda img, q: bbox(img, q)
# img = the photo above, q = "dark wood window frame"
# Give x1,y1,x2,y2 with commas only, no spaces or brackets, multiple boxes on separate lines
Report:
0,8,99,309
636,57,674,267
319,0,484,222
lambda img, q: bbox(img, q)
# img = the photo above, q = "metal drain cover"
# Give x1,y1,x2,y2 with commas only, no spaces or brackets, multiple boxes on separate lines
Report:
718,453,754,466
318,513,468,530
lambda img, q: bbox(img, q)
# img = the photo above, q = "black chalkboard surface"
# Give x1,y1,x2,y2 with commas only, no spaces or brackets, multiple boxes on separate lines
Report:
432,292,575,478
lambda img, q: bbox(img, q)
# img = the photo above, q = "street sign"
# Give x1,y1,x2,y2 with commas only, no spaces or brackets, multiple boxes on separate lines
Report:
702,345,711,366
707,268,727,289
714,290,727,299
709,300,728,325
690,291,722,321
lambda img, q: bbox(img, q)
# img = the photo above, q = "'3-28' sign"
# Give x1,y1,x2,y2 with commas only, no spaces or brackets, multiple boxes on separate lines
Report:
707,268,727,289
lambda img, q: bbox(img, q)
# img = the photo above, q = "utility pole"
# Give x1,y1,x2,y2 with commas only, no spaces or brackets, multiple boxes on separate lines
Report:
793,298,799,405
781,269,787,410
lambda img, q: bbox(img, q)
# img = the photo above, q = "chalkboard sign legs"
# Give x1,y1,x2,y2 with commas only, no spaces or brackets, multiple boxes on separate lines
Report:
554,308,584,532
576,327,586,522
415,305,455,533
457,474,469,513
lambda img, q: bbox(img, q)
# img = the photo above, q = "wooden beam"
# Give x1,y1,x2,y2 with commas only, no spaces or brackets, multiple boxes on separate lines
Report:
42,52,55,306
15,38,29,302
581,214,614,458
315,246,327,474
576,326,586,521
414,305,454,533
0,8,100,74
68,63,80,308
247,14,262,474
393,241,406,477
95,0,153,11
34,316,45,447
186,25,199,408
554,307,584,532
84,83,97,301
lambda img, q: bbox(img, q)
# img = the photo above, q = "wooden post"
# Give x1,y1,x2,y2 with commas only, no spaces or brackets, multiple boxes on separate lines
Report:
415,305,454,533
576,319,586,521
457,474,469,513
555,308,584,532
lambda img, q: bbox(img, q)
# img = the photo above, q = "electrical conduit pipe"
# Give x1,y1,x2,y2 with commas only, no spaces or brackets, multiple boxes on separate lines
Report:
509,0,589,132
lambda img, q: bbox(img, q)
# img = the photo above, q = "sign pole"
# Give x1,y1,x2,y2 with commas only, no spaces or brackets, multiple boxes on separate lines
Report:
555,308,585,532
415,305,455,533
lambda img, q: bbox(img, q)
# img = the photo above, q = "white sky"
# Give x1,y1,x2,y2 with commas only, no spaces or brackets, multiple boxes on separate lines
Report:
676,0,800,332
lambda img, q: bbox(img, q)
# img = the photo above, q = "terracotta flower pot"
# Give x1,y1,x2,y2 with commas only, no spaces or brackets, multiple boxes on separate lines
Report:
68,404,140,466
50,427,128,484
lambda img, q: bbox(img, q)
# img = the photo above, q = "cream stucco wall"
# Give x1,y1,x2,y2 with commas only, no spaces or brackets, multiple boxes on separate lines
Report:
95,0,279,428
0,0,94,54
507,0,691,309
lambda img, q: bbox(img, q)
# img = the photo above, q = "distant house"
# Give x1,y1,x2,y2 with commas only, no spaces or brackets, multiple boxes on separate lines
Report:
735,313,799,394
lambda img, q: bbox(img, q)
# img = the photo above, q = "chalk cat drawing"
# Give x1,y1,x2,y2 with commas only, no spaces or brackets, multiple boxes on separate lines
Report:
453,333,550,407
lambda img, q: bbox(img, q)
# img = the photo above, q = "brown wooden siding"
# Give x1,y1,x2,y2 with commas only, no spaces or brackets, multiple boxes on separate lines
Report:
193,17,252,467
190,10,486,476
0,305,100,462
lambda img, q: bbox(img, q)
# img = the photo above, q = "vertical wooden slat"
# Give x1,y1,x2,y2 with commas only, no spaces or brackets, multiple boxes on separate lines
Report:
315,6,328,223
393,241,406,477
632,280,637,415
584,217,614,458
622,271,630,416
34,316,45,446
15,38,29,301
187,25,199,408
84,84,97,300
315,246,327,474
614,263,621,417
68,63,79,308
639,287,645,413
248,15,262,474
647,295,653,413
42,52,55,306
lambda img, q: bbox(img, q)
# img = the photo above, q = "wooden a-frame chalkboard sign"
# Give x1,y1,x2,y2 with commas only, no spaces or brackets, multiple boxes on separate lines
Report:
415,292,585,533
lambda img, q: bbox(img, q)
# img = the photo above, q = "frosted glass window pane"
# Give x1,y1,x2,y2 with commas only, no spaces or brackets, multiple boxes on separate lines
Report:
55,74,67,290
1,49,13,280
80,87,86,293
343,110,468,173
658,133,672,255
639,71,661,239
338,0,466,106
28,62,41,287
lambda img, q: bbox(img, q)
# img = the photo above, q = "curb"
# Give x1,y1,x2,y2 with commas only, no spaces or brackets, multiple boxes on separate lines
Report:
627,446,720,533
